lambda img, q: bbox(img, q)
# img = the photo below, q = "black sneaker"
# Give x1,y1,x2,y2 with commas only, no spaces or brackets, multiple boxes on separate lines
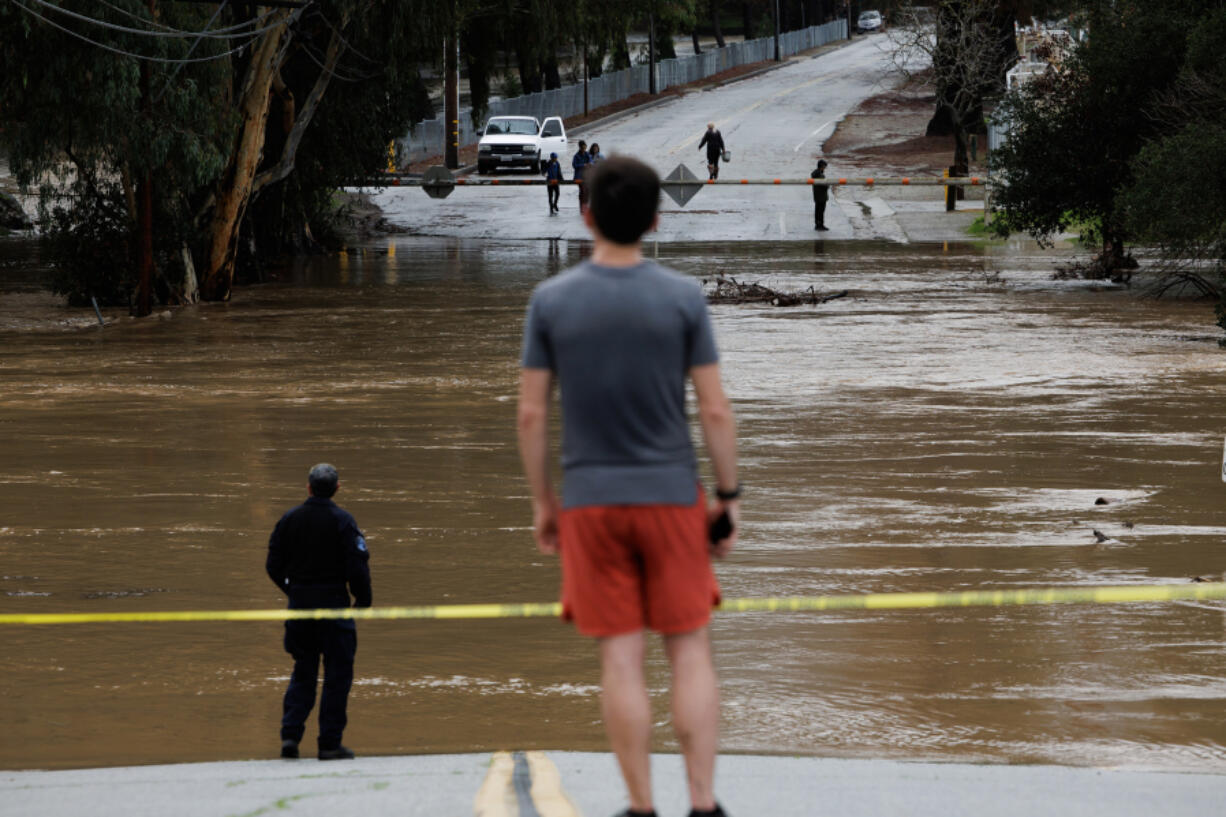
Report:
280,739,299,759
317,745,356,760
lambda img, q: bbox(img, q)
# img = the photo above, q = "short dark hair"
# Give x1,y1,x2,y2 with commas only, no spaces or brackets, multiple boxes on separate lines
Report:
308,463,339,498
586,156,660,245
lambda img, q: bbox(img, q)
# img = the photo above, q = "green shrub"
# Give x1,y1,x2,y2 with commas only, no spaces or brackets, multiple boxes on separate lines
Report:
42,188,134,308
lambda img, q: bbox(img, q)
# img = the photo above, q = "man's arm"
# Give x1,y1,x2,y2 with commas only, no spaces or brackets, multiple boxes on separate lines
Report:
517,367,560,554
699,132,710,150
691,362,739,557
344,520,372,608
265,515,291,595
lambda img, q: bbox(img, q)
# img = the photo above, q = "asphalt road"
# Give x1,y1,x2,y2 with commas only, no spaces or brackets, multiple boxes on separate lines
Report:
369,36,978,243
6,751,1226,817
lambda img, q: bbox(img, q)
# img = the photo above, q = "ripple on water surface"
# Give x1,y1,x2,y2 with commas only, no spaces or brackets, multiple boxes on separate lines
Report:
1,237,1224,770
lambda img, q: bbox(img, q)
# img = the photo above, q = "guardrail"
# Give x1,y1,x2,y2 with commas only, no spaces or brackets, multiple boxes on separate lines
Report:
363,165,988,209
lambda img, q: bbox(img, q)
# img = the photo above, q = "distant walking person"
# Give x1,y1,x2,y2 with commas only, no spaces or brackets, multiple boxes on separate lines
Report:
543,152,563,214
588,142,604,164
811,159,829,230
573,140,592,209
266,463,371,761
698,123,725,180
518,156,740,817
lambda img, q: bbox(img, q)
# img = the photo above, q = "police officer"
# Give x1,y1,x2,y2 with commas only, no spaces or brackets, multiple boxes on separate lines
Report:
266,463,371,760
811,159,830,231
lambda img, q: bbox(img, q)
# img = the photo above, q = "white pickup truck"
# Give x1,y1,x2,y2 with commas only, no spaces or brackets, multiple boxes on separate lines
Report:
476,115,568,175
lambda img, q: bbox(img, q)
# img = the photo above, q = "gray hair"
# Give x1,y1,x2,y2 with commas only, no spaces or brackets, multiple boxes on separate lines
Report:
308,463,339,498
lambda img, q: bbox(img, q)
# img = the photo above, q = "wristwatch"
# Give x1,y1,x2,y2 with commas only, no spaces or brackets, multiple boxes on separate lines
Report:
715,484,741,501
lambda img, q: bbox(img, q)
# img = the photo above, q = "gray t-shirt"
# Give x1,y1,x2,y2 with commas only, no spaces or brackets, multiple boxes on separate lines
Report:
521,259,719,509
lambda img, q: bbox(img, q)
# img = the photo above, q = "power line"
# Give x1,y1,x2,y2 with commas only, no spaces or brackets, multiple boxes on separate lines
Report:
95,0,283,36
23,0,290,40
10,0,266,64
153,0,228,102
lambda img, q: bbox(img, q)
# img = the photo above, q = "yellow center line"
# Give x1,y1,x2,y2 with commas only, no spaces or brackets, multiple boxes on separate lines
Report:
473,751,580,817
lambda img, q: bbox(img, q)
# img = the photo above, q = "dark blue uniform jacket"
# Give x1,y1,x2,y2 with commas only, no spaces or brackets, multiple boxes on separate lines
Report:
266,497,372,613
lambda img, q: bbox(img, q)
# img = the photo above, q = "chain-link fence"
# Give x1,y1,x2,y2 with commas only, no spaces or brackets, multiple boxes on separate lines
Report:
400,20,848,164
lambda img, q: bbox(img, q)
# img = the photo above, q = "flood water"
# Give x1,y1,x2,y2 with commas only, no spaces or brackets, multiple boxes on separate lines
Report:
1,236,1224,772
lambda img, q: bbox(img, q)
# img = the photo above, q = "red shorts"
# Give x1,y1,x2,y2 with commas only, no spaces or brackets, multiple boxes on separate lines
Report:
558,491,721,638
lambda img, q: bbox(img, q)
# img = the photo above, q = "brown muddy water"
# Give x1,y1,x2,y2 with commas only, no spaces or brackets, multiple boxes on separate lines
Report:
1,236,1224,772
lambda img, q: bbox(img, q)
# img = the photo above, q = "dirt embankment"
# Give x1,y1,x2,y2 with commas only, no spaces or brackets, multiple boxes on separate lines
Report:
822,73,989,177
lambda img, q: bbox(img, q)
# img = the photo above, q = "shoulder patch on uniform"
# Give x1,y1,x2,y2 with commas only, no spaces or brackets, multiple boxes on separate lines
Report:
356,536,367,552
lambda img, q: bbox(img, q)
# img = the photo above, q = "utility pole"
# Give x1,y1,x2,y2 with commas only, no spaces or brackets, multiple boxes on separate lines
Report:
846,1,853,40
444,23,459,169
583,46,589,116
648,10,657,95
135,0,156,317
773,0,781,61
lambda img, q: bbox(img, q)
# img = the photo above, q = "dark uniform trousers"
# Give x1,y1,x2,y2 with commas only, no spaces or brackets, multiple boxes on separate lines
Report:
282,616,356,747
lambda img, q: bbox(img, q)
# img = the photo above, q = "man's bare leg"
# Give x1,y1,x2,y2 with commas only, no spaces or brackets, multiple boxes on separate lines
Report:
664,627,719,811
600,631,654,813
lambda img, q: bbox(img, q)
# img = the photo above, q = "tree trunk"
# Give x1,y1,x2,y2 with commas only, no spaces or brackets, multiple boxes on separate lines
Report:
952,115,970,201
542,55,562,89
587,44,606,77
657,18,677,59
199,14,289,302
711,0,725,47
926,1,958,136
692,28,702,55
516,43,542,93
743,2,754,38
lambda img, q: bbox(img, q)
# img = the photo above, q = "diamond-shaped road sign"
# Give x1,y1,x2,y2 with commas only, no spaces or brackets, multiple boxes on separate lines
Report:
663,163,704,208
422,165,455,199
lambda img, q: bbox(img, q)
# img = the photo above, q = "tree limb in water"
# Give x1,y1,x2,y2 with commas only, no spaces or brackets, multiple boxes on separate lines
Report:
703,275,849,307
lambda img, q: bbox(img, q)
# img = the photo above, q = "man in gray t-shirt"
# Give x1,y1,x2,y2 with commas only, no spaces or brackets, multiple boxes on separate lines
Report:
518,156,740,817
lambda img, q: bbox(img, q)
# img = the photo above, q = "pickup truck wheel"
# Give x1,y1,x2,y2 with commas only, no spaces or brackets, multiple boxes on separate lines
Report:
530,159,540,174
477,162,489,175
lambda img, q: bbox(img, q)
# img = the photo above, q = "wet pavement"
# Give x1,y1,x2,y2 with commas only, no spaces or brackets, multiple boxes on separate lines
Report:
6,751,1226,817
369,37,983,243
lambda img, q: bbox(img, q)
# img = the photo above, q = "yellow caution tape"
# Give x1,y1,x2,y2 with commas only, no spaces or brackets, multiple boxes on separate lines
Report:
1,583,1223,626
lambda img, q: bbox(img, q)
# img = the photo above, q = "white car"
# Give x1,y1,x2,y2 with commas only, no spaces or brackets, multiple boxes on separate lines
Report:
476,115,568,175
857,10,884,33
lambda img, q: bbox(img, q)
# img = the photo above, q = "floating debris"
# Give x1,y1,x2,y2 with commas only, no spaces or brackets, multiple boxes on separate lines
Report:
82,588,169,600
703,275,849,307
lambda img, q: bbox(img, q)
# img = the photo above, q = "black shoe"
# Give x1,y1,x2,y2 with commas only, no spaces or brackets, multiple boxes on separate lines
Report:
817,225,829,231
317,745,355,760
688,806,727,817
612,811,658,817
280,739,299,759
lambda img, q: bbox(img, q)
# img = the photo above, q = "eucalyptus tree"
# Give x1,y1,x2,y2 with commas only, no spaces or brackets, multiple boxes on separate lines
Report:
0,0,442,306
